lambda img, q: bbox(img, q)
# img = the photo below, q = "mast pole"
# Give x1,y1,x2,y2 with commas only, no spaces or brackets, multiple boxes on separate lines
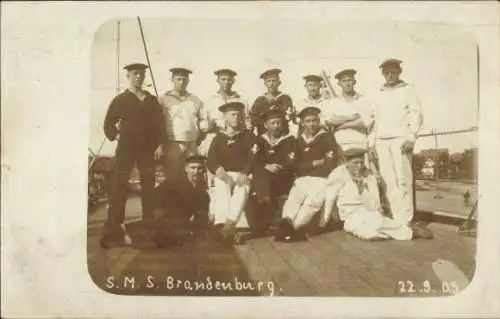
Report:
137,17,159,97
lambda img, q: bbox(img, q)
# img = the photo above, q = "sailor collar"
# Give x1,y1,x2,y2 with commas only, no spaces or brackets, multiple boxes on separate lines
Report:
261,132,293,147
300,129,328,146
340,92,362,101
124,89,152,100
220,129,244,140
380,81,408,91
215,91,241,99
263,91,284,101
304,95,328,104
165,90,191,101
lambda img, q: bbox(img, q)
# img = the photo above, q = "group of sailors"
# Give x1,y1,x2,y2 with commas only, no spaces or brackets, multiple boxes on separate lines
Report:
99,58,434,249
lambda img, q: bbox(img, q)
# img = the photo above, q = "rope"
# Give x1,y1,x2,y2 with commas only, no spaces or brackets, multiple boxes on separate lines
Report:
137,17,159,98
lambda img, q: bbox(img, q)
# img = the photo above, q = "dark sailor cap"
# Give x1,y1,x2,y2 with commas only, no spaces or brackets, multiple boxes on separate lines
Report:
185,154,206,165
219,101,245,113
303,74,323,82
260,68,282,80
334,69,357,80
169,67,193,76
262,108,285,121
123,63,148,71
343,148,367,160
297,106,321,119
379,59,403,69
214,69,237,77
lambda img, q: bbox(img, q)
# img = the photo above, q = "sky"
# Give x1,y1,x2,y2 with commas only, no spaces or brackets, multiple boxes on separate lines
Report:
90,18,478,156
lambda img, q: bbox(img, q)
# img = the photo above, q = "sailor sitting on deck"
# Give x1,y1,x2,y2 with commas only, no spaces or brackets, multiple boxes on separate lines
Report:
149,154,210,248
320,148,434,241
206,101,257,245
274,106,339,242
250,108,296,236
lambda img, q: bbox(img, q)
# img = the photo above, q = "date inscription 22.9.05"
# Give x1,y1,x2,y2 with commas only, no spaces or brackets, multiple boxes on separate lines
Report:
398,280,460,295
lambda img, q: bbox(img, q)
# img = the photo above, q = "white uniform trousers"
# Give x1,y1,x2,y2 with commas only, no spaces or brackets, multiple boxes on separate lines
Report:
375,137,414,226
282,176,329,229
212,171,250,225
343,208,412,240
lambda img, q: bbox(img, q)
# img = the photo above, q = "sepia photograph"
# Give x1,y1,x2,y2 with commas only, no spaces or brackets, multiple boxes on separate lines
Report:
87,17,479,297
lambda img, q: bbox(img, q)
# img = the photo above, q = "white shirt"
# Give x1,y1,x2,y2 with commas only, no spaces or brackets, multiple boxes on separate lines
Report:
325,165,381,221
370,81,423,143
159,91,205,142
326,93,372,149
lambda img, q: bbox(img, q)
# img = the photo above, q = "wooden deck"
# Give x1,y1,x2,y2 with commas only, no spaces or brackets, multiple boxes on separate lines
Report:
87,198,476,297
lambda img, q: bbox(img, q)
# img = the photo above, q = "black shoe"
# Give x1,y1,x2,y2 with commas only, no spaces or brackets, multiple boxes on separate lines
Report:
411,222,434,239
274,218,294,242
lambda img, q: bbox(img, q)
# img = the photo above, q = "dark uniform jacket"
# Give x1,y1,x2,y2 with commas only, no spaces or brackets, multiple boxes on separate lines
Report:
253,133,297,198
153,173,209,217
295,129,338,178
206,130,257,175
250,93,294,135
103,89,165,150
254,133,296,172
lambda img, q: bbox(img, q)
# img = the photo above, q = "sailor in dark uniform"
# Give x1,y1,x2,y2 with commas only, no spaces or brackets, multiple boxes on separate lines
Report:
150,154,210,247
206,101,257,244
249,68,295,135
275,106,339,242
250,108,296,233
100,63,165,249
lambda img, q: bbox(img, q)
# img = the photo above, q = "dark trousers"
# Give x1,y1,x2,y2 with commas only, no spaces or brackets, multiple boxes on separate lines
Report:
252,166,294,201
249,166,294,230
105,144,156,236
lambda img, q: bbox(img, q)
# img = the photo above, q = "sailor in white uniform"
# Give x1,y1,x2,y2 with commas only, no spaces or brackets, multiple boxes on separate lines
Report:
320,148,433,240
369,59,423,226
159,67,207,182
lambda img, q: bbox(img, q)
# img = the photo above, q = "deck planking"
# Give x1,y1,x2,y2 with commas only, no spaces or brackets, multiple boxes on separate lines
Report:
87,195,477,297
247,237,316,296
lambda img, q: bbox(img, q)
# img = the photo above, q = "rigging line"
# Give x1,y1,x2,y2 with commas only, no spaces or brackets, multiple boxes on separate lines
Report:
137,17,159,97
88,138,107,171
116,20,121,94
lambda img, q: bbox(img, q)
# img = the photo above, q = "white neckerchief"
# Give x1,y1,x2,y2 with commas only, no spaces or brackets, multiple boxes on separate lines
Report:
261,132,294,147
300,129,327,145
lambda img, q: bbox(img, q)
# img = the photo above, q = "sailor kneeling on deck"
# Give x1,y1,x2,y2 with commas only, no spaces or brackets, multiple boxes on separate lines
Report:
149,154,210,248
321,148,434,241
